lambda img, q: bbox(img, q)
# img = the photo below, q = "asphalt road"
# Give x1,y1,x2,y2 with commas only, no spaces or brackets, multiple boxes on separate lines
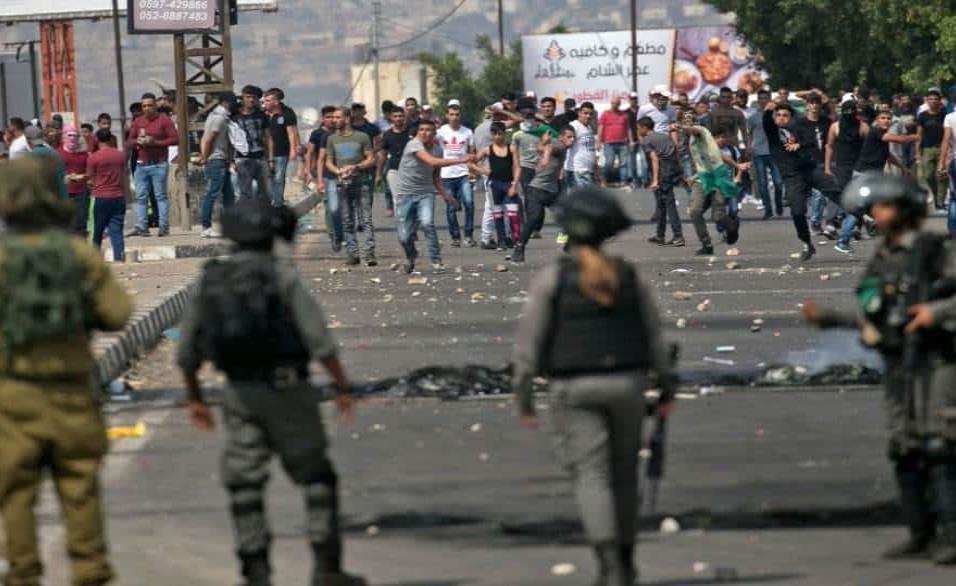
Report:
27,187,956,584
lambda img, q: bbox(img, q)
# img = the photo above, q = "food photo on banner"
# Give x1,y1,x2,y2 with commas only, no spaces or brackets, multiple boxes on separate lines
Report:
672,26,766,102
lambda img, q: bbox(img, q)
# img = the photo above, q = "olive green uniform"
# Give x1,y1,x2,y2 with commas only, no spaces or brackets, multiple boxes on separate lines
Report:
513,259,670,584
820,230,956,556
176,251,350,585
0,235,133,586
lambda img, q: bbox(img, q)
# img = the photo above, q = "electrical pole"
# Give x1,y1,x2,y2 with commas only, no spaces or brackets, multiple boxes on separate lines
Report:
630,0,638,94
111,0,128,139
0,63,7,126
497,0,504,56
28,42,39,120
372,0,381,119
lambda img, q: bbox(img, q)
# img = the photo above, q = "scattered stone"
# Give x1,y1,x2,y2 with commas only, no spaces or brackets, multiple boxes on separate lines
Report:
716,345,735,353
328,320,343,329
478,452,489,462
389,263,400,271
820,273,830,281
752,318,764,325
676,318,687,329
370,423,386,432
750,324,762,333
725,261,741,270
551,563,576,576
469,423,482,432
408,276,428,285
329,268,340,275
369,277,382,284
789,252,801,259
725,248,740,256
471,292,485,301
411,291,421,297
382,294,394,303
495,264,509,272
671,268,692,274
699,386,722,396
366,525,380,536
660,517,681,534
672,291,693,300
693,561,710,574
703,356,734,366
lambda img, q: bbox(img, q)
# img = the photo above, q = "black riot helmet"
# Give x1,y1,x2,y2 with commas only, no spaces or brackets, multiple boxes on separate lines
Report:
841,172,927,224
555,186,633,246
221,198,298,249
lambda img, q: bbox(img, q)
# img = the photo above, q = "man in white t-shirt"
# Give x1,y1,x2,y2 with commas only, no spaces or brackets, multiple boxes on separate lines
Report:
436,99,475,246
935,110,956,235
6,118,31,160
566,102,598,187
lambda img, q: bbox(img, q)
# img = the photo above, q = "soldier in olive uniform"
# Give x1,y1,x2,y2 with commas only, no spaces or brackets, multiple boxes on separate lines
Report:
804,172,956,565
176,198,365,586
512,186,676,586
0,158,133,586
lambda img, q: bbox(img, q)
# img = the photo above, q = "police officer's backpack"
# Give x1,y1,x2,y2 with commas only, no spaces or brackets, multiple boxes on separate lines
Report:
0,233,93,353
198,257,308,374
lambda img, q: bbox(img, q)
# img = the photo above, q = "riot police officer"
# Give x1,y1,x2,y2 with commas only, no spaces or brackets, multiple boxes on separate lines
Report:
176,198,366,586
0,157,134,586
512,186,675,585
804,172,956,565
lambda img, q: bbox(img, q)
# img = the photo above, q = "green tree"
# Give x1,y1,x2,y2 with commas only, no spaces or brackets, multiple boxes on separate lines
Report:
704,0,955,97
418,33,524,124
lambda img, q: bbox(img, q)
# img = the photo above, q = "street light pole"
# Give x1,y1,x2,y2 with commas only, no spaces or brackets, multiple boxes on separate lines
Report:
27,41,39,120
497,0,504,56
630,0,638,94
111,0,128,139
372,0,381,119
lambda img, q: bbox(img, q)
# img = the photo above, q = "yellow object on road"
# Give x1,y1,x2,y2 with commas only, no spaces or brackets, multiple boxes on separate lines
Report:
106,421,147,439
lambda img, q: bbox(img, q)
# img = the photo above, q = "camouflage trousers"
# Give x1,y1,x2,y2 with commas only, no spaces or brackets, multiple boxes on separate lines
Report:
219,382,342,571
0,378,113,586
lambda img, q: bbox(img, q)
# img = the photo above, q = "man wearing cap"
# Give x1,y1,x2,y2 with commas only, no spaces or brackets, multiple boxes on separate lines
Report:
126,92,178,237
437,99,476,247
198,92,237,239
598,96,633,187
637,86,677,134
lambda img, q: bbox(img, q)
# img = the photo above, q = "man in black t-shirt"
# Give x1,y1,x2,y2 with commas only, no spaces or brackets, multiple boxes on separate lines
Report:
376,107,412,217
917,88,949,209
304,106,345,251
551,98,578,131
233,85,274,202
264,87,298,206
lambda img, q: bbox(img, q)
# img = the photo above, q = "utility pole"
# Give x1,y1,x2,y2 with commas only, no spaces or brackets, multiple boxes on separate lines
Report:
28,41,39,120
630,0,638,94
372,0,381,119
497,0,504,56
0,63,7,125
111,0,128,139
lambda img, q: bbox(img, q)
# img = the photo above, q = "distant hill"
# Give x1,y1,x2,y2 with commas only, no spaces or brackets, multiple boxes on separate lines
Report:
0,0,729,123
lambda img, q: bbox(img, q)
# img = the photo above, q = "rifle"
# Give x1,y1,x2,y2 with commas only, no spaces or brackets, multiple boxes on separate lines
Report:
644,343,679,513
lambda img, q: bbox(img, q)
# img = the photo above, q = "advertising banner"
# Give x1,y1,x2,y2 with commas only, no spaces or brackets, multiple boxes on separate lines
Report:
672,26,765,102
522,29,674,106
128,0,219,34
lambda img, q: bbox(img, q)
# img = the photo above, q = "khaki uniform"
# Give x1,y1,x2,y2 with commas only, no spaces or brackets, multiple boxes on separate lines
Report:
0,235,133,586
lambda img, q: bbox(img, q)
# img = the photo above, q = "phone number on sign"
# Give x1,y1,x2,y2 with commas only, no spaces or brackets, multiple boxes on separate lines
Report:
138,0,210,9
138,10,212,22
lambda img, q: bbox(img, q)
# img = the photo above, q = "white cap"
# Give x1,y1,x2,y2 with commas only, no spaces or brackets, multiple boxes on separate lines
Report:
840,92,856,106
490,101,504,112
629,90,639,97
650,84,672,99
422,104,433,111
446,99,461,108
525,90,536,97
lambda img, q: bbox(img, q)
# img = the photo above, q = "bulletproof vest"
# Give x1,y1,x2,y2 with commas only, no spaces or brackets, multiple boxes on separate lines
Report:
198,256,309,379
0,232,92,357
542,258,653,376
858,233,956,356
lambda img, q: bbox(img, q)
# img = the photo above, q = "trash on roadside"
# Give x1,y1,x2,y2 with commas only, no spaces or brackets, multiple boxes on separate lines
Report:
725,248,740,256
716,345,735,353
671,268,692,274
703,356,734,366
408,276,428,285
676,318,687,329
107,421,146,440
162,328,180,341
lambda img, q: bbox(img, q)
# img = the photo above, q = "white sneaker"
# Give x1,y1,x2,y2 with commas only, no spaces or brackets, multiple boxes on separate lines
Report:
201,228,220,239
431,263,447,274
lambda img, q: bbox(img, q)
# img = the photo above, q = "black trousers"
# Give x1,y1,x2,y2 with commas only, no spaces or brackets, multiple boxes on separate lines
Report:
895,449,956,539
519,186,559,247
782,165,840,243
653,170,683,239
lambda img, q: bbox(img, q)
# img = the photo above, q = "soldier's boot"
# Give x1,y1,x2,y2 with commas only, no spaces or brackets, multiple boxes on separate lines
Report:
885,456,935,559
310,543,367,586
933,523,956,565
592,543,632,586
619,543,638,585
238,552,271,586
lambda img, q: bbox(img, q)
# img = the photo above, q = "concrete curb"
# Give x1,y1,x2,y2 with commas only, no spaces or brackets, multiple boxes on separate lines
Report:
103,242,232,263
92,276,198,387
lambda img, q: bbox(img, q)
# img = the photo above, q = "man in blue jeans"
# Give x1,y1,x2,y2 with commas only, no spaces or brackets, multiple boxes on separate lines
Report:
937,110,956,237
436,100,476,247
597,97,632,186
264,88,299,207
125,92,178,236
393,119,472,274
199,92,237,238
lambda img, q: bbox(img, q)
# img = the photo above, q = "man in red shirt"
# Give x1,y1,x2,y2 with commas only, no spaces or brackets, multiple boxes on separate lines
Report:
126,92,177,236
88,129,130,261
598,96,634,186
58,125,91,237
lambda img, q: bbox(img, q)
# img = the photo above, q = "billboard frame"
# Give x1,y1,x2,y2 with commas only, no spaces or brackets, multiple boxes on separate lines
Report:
126,0,223,35
0,0,275,23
